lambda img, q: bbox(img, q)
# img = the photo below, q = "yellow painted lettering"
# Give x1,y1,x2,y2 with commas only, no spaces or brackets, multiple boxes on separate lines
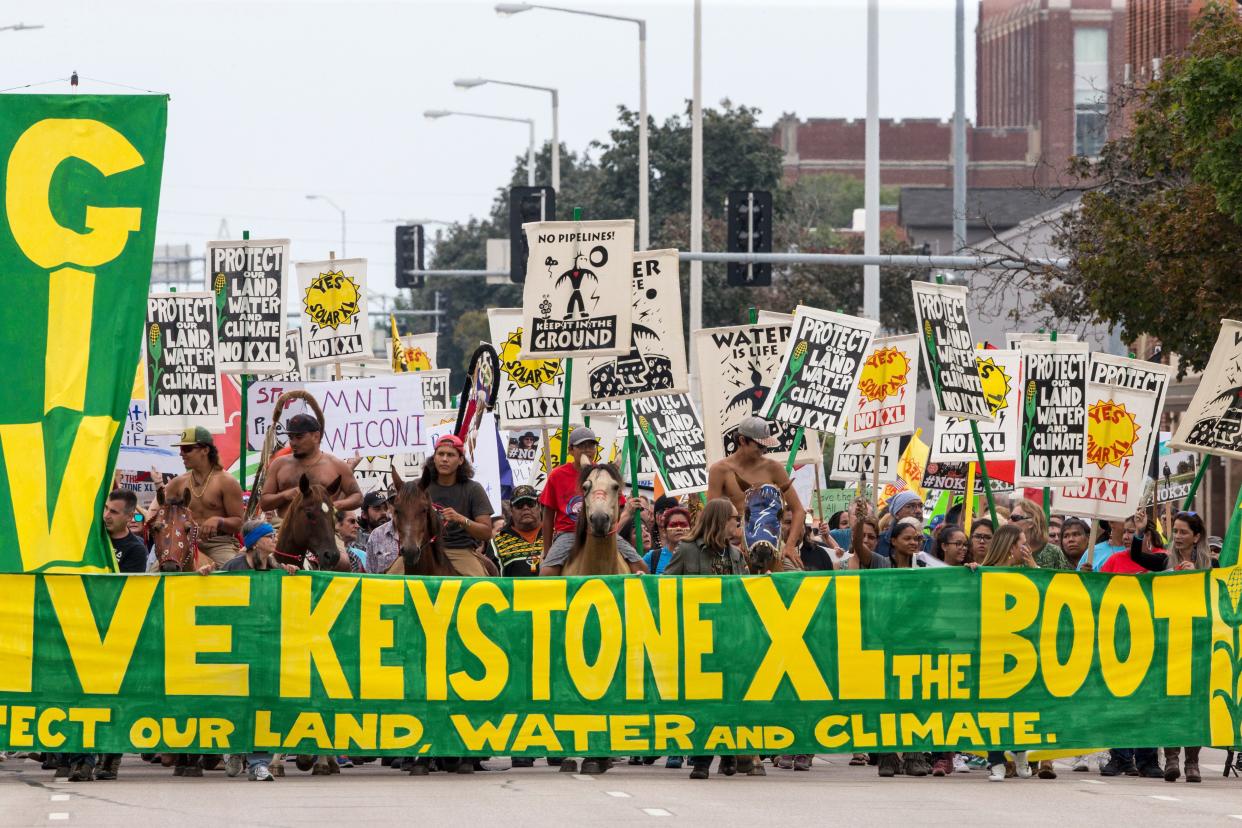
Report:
900,712,943,744
450,581,509,701
815,715,850,749
164,576,249,696
333,713,378,751
279,576,356,699
285,713,333,750
1153,574,1207,696
253,711,281,748
979,572,1039,698
609,715,649,751
1013,712,1041,745
512,579,567,701
451,714,516,752
682,578,722,700
944,712,984,745
1039,573,1094,697
511,714,562,752
835,576,885,698
652,715,694,751
379,715,423,750
623,578,679,700
199,718,233,749
1098,577,1154,696
742,577,831,701
552,714,608,752
67,707,109,748
47,575,155,693
0,576,34,691
407,580,461,701
703,725,735,751
36,708,66,748
359,577,404,700
162,717,197,749
129,717,158,749
565,580,621,700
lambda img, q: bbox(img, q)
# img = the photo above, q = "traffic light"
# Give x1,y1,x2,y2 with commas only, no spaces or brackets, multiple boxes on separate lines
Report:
726,190,773,287
509,186,556,283
395,224,425,289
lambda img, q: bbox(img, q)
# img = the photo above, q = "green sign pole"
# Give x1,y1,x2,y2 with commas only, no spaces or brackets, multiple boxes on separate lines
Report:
238,229,250,489
558,207,582,465
626,398,643,559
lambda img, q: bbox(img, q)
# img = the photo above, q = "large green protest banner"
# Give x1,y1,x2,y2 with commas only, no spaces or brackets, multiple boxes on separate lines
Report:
2,567,1241,756
0,95,168,573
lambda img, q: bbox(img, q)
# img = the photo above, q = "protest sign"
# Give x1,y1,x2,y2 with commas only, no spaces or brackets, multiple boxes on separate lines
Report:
519,220,634,358
632,393,709,496
932,349,1021,462
1170,319,1242,460
694,322,820,466
0,94,167,574
760,306,878,433
207,239,287,374
246,379,304,452
117,399,182,475
830,436,898,485
418,369,452,410
297,258,369,365
6,566,1238,755
922,461,1013,494
145,293,225,435
1088,354,1172,471
1156,439,1199,504
572,249,688,403
388,331,438,372
489,308,565,428
1052,382,1159,520
841,334,920,444
247,375,427,459
911,282,991,420
353,454,423,495
1016,340,1089,488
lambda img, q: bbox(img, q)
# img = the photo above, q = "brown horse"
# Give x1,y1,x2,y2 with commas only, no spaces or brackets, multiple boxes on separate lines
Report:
274,474,348,572
150,492,202,572
562,464,628,577
385,468,458,576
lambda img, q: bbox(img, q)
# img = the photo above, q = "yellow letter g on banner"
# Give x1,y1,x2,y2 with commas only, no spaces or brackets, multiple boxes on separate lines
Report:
6,118,143,269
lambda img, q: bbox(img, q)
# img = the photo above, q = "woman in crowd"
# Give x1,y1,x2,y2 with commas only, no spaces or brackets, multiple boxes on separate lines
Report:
334,509,368,572
643,507,692,575
1008,498,1070,569
1126,507,1208,783
968,519,994,564
931,523,970,566
847,513,888,570
979,524,1038,781
886,517,923,569
665,499,750,780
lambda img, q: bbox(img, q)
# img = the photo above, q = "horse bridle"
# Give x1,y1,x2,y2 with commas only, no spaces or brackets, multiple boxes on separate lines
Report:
156,506,200,571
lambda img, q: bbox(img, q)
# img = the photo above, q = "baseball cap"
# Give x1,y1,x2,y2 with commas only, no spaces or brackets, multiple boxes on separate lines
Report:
1209,535,1223,550
569,426,599,447
737,416,779,447
176,426,215,447
285,413,322,435
363,491,390,510
435,434,465,453
511,485,539,506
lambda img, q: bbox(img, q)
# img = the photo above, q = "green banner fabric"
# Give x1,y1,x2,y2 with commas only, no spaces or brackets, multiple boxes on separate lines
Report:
0,94,168,573
3,567,1242,756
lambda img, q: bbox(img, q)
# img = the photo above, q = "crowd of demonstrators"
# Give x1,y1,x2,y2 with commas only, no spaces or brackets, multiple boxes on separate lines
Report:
51,407,1238,785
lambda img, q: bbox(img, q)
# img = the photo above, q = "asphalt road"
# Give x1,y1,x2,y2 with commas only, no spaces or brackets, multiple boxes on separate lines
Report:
4,751,1242,826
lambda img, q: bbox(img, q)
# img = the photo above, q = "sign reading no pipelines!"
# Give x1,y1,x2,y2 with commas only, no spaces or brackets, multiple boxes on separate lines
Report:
4,568,1242,756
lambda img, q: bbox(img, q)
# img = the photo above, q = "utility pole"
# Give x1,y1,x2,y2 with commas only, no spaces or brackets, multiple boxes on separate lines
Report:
864,0,880,323
689,0,703,377
952,0,967,257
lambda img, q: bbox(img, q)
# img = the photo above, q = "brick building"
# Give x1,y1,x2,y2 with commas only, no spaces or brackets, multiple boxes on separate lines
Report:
1127,0,1210,82
773,0,1128,188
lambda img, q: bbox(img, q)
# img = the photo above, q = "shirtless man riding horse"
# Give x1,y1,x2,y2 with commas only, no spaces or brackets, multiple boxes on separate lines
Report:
259,413,363,519
706,416,806,570
161,427,246,566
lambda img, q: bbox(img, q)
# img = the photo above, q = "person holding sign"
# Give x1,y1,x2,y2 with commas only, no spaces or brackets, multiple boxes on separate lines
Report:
259,414,363,518
160,427,245,566
706,416,806,568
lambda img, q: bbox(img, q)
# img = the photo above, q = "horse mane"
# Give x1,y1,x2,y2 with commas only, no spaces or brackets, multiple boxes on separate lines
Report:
246,388,327,521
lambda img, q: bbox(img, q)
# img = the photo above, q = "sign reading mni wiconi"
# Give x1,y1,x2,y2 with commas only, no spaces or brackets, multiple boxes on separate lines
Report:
145,292,225,435
760,305,878,435
911,282,991,421
297,258,369,366
1016,340,1089,488
573,249,688,404
519,220,634,359
632,393,709,497
841,334,920,444
2,567,1241,755
207,238,288,374
932,349,1021,463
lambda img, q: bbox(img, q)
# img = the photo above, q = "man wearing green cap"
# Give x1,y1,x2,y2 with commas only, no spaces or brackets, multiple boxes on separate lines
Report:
160,426,245,567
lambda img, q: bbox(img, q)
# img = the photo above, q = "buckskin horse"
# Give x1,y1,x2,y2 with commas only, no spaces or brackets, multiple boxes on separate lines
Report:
558,463,628,775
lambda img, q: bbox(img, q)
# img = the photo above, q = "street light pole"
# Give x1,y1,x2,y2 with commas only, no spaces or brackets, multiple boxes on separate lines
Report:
863,0,880,323
424,109,536,187
689,0,703,377
305,194,346,256
496,3,647,248
455,77,559,191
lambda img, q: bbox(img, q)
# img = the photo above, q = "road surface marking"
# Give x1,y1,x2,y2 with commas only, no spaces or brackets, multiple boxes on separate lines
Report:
49,795,69,802
48,814,69,822
1080,778,1106,784
606,791,631,798
1150,795,1180,802
643,808,672,817
572,774,594,781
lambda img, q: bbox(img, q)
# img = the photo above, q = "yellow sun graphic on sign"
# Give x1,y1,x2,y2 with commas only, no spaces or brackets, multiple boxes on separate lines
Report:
976,355,1012,416
499,329,562,390
303,269,361,330
401,345,433,371
856,346,910,403
1086,399,1140,469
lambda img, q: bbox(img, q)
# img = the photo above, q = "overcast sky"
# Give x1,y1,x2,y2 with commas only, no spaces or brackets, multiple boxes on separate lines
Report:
4,0,979,295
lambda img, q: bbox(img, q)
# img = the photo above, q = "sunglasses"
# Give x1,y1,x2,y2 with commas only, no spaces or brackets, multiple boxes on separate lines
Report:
1010,514,1030,522
178,444,204,454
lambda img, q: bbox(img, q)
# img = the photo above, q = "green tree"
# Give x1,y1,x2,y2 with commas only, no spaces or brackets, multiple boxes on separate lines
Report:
1044,3,1242,374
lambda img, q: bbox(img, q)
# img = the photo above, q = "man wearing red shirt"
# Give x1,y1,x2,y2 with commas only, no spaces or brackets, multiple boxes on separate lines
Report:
538,426,646,575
